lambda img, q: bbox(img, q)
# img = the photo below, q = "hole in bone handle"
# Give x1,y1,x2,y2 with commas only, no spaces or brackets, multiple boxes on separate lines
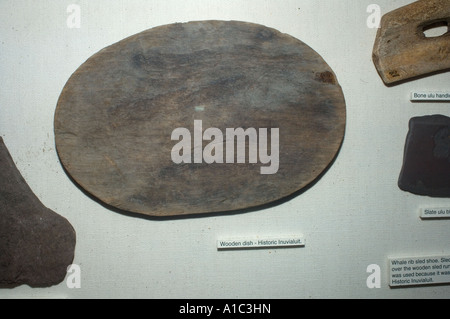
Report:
422,20,449,38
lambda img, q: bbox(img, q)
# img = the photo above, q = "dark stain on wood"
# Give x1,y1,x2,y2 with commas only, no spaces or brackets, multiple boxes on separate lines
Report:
315,71,337,85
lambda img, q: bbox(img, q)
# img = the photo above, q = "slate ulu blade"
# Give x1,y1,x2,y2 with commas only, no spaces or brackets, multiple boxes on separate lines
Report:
399,115,450,197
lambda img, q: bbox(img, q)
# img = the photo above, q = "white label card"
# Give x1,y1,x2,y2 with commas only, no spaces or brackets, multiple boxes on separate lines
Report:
217,235,305,250
389,256,450,287
410,91,450,101
420,207,450,219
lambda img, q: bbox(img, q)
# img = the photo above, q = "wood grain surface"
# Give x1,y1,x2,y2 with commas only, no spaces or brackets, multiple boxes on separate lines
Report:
55,21,346,217
373,0,450,84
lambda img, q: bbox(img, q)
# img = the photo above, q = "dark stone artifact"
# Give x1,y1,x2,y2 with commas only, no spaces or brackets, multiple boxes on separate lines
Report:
399,115,450,197
55,21,346,217
0,137,76,288
373,0,450,85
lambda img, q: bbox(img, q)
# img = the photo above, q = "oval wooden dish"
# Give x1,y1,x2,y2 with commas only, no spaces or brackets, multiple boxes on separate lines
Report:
54,21,346,217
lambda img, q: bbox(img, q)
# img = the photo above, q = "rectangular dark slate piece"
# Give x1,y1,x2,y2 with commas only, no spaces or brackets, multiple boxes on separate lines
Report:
398,115,450,197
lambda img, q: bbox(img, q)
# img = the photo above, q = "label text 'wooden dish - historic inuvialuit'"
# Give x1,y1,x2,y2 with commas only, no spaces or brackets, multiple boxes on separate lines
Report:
55,21,346,217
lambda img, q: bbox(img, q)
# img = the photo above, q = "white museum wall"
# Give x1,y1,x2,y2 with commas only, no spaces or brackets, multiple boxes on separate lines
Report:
0,0,449,299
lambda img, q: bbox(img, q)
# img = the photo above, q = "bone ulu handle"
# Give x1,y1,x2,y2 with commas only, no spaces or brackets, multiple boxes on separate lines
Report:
373,0,450,85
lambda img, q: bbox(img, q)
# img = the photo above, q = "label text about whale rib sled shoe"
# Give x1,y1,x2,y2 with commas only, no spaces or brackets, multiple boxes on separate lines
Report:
217,235,305,250
389,256,450,287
